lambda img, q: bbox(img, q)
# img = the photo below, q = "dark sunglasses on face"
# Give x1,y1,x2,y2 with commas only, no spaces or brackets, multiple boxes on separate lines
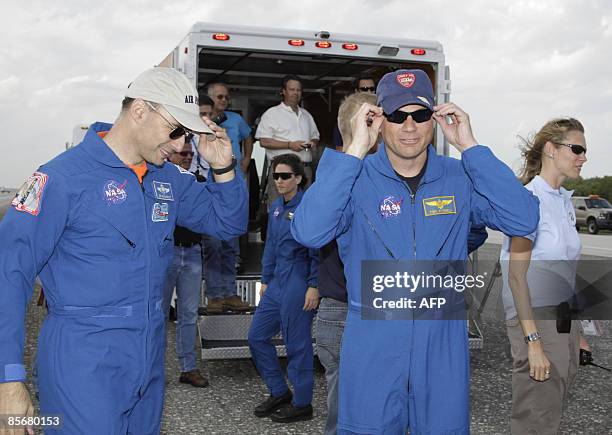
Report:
146,101,192,140
272,172,294,180
177,151,194,157
384,108,434,124
216,95,229,100
358,86,376,92
555,142,587,155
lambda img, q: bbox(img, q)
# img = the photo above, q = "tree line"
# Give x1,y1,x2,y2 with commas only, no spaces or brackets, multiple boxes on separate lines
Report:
563,176,612,201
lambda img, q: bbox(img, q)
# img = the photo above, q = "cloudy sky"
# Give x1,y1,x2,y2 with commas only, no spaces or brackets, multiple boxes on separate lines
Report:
1,0,610,188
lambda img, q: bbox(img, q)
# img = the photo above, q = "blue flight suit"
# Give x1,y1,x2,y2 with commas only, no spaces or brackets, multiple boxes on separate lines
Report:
291,144,539,434
248,190,318,407
0,122,248,434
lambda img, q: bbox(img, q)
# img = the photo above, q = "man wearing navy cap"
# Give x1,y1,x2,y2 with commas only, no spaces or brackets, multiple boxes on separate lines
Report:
291,69,540,434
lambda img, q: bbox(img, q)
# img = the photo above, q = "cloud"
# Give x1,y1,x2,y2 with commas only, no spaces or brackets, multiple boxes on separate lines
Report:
0,0,610,187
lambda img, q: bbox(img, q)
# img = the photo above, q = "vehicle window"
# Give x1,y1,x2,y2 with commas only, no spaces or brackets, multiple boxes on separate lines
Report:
585,199,612,209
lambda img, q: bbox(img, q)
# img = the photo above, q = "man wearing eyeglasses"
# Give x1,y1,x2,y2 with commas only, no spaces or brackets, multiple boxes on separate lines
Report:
291,69,540,434
0,67,247,434
256,74,320,208
162,141,209,388
203,83,253,313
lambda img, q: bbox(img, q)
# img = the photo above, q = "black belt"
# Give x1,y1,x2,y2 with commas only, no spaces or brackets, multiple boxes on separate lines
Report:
175,241,200,248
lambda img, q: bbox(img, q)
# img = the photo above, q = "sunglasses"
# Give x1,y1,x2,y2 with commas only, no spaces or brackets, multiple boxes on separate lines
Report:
384,108,433,124
215,95,229,100
272,172,294,180
555,142,587,155
358,86,376,92
176,151,194,157
145,101,191,140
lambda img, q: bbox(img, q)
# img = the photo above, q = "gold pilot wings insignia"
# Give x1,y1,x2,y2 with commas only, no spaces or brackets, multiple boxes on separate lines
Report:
423,196,456,216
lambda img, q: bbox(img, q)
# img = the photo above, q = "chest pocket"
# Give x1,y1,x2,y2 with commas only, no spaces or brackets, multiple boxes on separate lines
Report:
81,194,140,261
143,189,177,256
418,193,468,259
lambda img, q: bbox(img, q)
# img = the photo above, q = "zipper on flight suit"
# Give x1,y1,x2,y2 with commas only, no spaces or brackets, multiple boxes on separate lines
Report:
362,212,396,259
139,170,152,394
410,190,417,259
122,235,136,248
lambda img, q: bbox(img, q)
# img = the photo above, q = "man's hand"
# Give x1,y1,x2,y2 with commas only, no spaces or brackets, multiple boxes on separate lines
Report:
259,283,267,299
303,287,319,311
289,141,305,152
197,117,234,169
432,103,478,153
0,382,35,435
343,103,384,160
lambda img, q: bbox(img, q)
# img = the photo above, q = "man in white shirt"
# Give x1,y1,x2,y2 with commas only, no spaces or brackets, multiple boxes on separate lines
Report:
255,75,320,206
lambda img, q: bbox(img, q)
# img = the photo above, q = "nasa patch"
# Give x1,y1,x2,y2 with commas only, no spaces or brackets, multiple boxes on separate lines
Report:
103,180,128,205
152,203,169,222
396,73,416,88
379,195,403,218
273,207,281,218
153,181,174,201
12,171,49,216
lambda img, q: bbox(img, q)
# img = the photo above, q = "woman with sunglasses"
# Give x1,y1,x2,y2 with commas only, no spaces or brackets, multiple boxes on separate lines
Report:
500,118,588,434
248,153,319,423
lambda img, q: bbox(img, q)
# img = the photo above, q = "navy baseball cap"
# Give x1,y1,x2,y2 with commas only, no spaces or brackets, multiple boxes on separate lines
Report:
376,69,435,114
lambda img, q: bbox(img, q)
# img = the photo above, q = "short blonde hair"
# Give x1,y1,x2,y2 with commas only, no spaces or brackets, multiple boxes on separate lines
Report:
337,92,377,145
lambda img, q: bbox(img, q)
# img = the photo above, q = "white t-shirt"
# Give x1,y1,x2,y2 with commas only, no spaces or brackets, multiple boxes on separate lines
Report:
500,175,581,319
255,102,320,163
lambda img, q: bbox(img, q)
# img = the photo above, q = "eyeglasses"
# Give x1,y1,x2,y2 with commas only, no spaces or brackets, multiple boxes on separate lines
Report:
272,172,294,180
554,142,587,156
145,101,191,140
215,95,229,101
176,151,194,157
384,108,433,124
358,86,376,92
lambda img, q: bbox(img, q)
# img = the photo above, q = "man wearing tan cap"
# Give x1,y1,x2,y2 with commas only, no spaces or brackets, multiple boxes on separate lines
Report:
0,67,248,434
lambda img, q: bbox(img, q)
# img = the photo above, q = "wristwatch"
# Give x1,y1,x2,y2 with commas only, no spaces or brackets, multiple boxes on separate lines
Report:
211,157,237,175
524,331,541,343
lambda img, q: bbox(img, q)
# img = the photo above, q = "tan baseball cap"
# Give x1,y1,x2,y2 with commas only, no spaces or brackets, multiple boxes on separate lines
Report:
125,67,213,136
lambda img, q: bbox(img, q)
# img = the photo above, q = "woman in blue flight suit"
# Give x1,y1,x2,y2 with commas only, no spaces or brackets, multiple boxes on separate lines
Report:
248,153,319,423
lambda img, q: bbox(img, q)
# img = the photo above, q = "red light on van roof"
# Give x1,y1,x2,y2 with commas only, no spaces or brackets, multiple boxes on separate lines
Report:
288,39,305,47
411,48,426,55
342,43,358,50
212,33,230,41
315,41,332,48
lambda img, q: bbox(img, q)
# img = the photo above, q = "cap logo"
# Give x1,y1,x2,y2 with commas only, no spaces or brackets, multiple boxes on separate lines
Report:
185,95,198,104
396,73,416,88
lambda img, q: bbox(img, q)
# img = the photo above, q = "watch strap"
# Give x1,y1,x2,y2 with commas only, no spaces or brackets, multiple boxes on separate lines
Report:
211,157,237,175
524,331,542,343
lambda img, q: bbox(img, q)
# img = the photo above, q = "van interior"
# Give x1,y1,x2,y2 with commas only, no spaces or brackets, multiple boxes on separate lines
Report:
195,47,438,274
196,47,437,148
